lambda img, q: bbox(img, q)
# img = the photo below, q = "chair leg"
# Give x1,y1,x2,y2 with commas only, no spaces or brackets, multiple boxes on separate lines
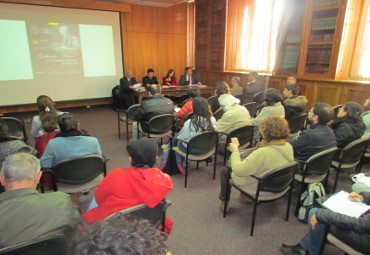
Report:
196,161,199,169
333,168,340,193
118,113,121,139
295,182,304,216
185,156,189,188
213,152,218,179
286,188,292,221
223,181,231,218
137,122,140,140
250,200,258,236
126,122,129,141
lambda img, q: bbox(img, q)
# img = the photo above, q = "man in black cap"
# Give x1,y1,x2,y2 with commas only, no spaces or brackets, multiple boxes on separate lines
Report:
83,139,173,231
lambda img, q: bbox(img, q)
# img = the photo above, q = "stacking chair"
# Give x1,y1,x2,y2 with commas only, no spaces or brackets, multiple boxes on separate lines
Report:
1,117,27,143
294,147,338,215
214,108,224,121
252,91,264,106
107,199,172,232
221,125,254,165
44,154,107,193
139,114,174,143
288,113,308,134
223,161,299,236
117,104,140,140
171,131,219,188
175,112,193,131
243,102,258,118
0,234,67,255
331,137,370,192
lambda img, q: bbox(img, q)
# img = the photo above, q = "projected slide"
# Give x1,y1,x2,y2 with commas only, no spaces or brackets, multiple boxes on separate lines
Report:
0,2,123,106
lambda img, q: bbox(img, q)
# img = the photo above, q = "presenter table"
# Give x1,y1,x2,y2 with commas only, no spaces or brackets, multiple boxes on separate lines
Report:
133,85,214,103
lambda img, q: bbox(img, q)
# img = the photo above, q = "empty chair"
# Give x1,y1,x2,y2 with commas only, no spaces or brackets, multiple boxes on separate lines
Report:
214,108,224,121
45,154,107,193
1,117,27,143
243,102,258,118
331,137,370,192
117,104,140,140
139,114,174,141
171,131,219,188
223,161,299,236
294,147,338,215
288,112,308,134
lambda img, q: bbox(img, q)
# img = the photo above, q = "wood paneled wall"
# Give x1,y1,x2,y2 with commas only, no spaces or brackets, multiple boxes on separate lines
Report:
195,70,370,109
121,3,187,82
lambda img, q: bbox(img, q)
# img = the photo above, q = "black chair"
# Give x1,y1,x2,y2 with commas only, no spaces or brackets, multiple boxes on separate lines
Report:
0,234,67,255
214,108,224,121
294,147,338,215
319,229,365,255
1,117,27,143
252,91,264,106
332,104,343,120
221,125,254,165
117,104,140,140
108,199,172,232
171,131,219,188
288,113,308,134
243,102,258,118
235,94,244,104
175,112,193,131
223,161,299,236
44,154,107,193
331,137,370,192
139,114,174,143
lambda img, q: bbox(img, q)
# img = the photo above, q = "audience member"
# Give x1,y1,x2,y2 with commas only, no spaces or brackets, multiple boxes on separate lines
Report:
252,88,285,141
119,70,138,108
159,97,217,174
219,116,293,210
162,68,178,86
362,98,370,138
331,102,365,149
207,81,230,113
0,153,81,247
281,191,370,255
34,111,60,158
176,88,200,126
243,72,263,103
132,84,174,139
290,102,337,161
31,95,64,138
0,119,36,167
72,214,169,255
142,68,159,88
229,76,243,97
179,66,201,85
283,83,308,121
286,76,297,84
83,139,173,233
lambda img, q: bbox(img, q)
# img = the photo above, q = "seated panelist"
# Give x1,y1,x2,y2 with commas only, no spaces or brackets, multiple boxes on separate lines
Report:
179,67,201,85
162,68,178,86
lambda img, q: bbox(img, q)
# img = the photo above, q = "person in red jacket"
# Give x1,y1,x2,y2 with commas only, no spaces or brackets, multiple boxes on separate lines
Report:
176,88,200,126
162,68,178,86
83,139,174,233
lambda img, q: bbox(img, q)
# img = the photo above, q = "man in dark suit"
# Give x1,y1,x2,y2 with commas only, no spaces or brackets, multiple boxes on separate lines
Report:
242,71,263,103
142,68,159,88
119,70,138,108
179,67,201,85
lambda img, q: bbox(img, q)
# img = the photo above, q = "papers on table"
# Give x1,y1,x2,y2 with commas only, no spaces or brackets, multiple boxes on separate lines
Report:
352,173,370,186
323,191,370,218
132,83,142,89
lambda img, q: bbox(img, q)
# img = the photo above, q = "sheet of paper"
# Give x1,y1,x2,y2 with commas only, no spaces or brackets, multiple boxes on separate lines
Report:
352,173,370,186
323,191,370,218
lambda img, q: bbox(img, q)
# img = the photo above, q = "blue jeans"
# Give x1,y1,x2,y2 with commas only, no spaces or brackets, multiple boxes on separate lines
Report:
300,208,326,255
160,138,187,166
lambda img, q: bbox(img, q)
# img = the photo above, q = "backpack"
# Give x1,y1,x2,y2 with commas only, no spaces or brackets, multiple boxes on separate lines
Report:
112,85,125,110
297,182,326,222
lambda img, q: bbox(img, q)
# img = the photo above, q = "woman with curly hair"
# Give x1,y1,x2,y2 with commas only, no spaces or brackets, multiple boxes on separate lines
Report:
219,116,294,210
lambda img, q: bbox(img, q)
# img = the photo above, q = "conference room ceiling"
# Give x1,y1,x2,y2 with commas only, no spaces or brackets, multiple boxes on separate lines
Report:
98,0,190,8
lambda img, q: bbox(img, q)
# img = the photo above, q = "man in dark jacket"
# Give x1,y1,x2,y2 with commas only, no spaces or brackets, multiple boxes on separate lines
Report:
281,191,370,255
119,70,138,108
283,84,308,121
132,84,174,139
290,102,337,161
242,72,263,104
142,68,159,88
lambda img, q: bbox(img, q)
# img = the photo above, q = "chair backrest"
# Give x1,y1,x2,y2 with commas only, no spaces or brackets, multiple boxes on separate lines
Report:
184,112,194,122
304,147,338,176
288,113,308,133
146,114,174,134
340,137,370,165
253,91,264,105
188,131,219,155
181,98,191,107
1,117,27,142
53,154,106,185
243,102,258,117
126,104,140,120
332,104,342,120
258,161,298,193
214,108,224,120
226,125,254,148
0,234,67,255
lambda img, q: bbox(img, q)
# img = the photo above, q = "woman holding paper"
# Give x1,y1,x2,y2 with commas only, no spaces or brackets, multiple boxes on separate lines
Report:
281,191,370,255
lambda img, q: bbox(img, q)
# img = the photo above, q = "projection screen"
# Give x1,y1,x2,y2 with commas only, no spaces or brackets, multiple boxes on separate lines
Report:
0,2,123,106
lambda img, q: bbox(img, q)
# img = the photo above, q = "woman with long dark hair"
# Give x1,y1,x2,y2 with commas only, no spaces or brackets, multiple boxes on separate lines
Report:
331,102,365,148
160,97,217,173
162,68,178,86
